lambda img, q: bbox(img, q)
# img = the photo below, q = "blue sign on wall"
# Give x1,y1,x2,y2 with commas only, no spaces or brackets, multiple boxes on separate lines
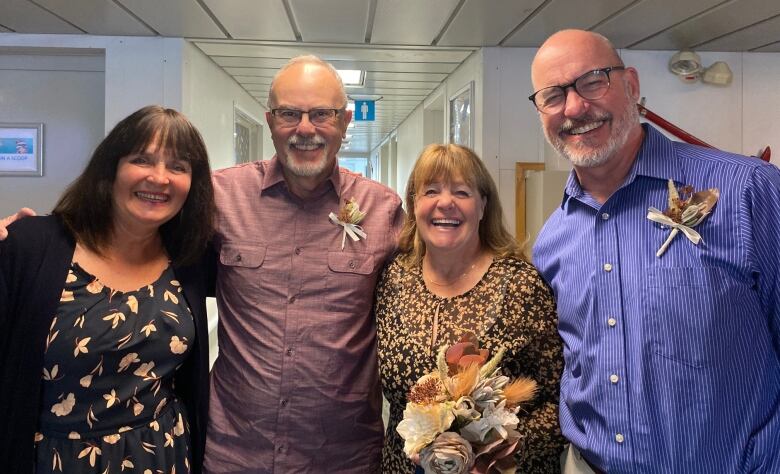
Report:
353,100,375,121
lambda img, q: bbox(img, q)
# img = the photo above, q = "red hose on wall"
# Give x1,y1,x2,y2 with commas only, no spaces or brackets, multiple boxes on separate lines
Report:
637,102,770,162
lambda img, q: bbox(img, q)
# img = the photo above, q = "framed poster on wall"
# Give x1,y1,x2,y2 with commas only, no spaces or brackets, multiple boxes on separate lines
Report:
0,123,43,176
449,81,473,148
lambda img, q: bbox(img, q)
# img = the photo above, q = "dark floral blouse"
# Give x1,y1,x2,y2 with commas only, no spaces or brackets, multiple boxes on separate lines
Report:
375,256,565,473
34,262,194,473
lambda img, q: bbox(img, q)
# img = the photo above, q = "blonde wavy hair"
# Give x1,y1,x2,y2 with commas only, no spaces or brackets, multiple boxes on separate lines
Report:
397,144,525,268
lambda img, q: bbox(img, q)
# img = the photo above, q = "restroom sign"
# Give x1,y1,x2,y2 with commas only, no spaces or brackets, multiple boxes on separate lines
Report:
353,100,375,121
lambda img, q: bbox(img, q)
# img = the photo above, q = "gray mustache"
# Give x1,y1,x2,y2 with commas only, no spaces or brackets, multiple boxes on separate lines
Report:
559,114,610,133
288,135,325,146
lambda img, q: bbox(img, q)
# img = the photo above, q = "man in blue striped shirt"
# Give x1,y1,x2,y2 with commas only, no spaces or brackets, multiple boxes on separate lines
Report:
529,29,780,473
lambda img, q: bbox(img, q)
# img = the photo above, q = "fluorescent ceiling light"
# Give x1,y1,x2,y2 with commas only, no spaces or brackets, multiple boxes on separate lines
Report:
337,69,364,86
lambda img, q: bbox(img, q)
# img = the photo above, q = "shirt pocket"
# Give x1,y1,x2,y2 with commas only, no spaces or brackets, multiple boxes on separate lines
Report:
643,266,733,368
325,250,376,314
219,243,266,268
217,243,267,305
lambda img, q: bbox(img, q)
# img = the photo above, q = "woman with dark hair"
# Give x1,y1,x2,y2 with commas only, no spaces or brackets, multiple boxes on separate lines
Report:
375,144,565,473
0,105,215,473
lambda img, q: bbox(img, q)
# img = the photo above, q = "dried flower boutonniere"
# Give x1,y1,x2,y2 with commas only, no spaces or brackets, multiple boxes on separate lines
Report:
329,197,367,250
646,179,719,257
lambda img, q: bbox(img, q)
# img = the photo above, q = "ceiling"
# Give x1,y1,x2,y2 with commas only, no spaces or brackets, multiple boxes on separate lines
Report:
3,0,780,154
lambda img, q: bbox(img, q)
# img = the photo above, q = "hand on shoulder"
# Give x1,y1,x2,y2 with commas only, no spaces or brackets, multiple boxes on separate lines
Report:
0,208,37,240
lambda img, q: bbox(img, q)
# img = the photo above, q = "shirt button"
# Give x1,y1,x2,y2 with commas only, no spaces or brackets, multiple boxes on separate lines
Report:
286,348,294,356
603,263,613,272
348,260,356,269
607,317,617,327
288,296,296,303
280,399,288,407
610,374,619,384
277,445,285,453
294,247,301,255
601,212,610,220
235,253,242,262
615,433,625,443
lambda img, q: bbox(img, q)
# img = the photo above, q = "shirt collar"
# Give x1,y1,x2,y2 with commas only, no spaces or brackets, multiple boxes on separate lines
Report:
560,123,686,208
325,158,342,198
260,155,287,192
633,123,687,185
261,154,342,200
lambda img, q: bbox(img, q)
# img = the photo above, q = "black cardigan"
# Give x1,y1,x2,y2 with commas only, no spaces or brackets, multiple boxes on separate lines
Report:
0,215,209,473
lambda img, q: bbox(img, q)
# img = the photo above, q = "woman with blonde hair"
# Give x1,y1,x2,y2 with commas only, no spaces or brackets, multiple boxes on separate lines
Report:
375,144,564,473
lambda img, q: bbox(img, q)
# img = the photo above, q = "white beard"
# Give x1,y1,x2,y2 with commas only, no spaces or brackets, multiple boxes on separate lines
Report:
283,152,330,177
282,134,332,177
545,87,640,168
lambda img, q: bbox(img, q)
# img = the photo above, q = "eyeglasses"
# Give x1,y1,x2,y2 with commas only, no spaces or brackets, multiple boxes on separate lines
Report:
528,66,625,114
270,108,344,126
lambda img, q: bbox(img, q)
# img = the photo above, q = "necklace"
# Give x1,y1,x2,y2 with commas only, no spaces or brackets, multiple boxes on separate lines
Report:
423,260,480,287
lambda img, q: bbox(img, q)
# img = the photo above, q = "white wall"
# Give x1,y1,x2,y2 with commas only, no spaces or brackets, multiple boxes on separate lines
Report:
0,34,186,132
423,105,445,145
0,51,105,216
0,33,269,169
182,42,266,170
486,47,542,238
104,38,185,127
620,50,780,163
380,49,519,228
262,122,276,160
743,53,780,159
393,105,423,198
385,50,486,202
389,46,780,238
622,50,744,152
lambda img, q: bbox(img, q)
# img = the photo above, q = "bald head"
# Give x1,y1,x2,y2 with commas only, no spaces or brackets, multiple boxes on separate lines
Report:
267,55,347,109
532,29,623,91
264,54,353,198
529,28,643,186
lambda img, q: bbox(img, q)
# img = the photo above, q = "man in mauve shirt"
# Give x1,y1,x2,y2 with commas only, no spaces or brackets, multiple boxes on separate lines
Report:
203,55,403,472
0,56,402,473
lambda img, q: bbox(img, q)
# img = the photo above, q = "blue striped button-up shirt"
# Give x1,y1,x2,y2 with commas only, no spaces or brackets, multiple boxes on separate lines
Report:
533,124,780,473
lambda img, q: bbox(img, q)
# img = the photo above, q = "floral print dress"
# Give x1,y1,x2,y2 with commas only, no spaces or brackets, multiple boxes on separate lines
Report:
375,256,565,474
34,262,195,473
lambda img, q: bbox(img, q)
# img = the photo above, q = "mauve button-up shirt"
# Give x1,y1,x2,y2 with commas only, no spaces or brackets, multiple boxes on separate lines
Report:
204,156,403,473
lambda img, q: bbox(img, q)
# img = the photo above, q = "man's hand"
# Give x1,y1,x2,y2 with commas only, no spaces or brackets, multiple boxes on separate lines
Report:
0,208,37,240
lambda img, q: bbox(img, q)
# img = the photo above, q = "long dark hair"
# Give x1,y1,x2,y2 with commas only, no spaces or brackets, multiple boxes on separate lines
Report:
53,105,215,266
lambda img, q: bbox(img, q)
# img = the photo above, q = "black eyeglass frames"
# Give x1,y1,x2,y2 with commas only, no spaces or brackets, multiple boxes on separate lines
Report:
270,108,345,126
528,66,625,114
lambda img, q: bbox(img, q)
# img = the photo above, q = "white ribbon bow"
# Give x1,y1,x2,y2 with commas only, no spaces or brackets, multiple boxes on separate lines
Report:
646,207,703,257
329,212,367,250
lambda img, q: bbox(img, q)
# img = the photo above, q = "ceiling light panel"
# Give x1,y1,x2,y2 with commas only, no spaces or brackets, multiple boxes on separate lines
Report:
338,69,364,86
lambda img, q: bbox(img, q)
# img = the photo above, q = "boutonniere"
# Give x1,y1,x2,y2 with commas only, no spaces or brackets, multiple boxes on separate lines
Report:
646,179,719,257
329,197,367,250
